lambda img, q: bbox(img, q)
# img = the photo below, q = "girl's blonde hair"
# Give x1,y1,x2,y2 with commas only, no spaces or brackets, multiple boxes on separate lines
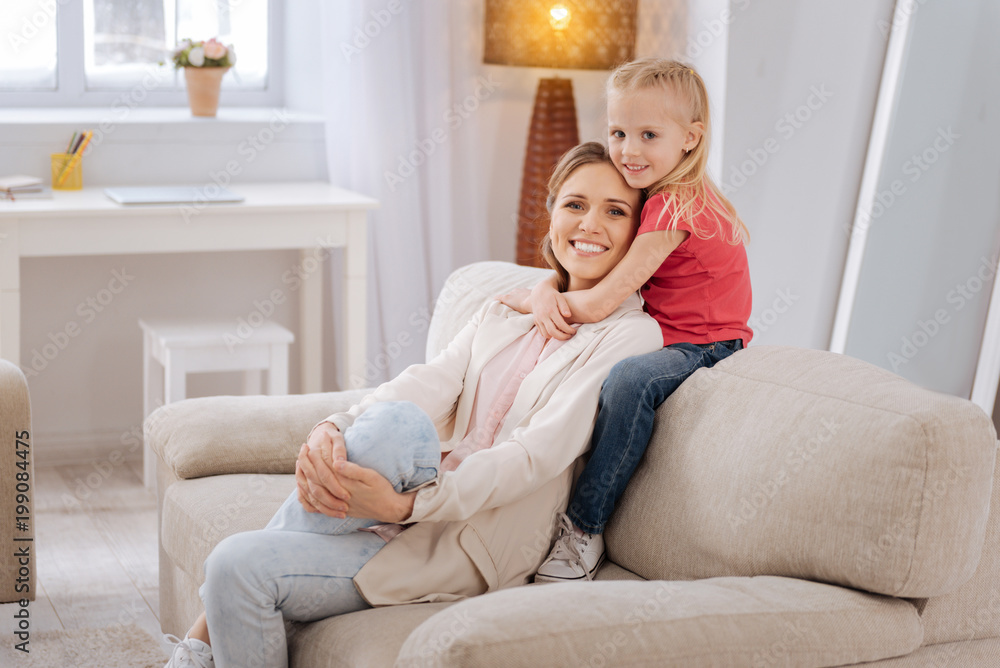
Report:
607,58,748,244
541,141,645,292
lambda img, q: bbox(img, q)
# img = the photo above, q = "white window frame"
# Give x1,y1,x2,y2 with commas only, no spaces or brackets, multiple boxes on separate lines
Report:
0,0,284,108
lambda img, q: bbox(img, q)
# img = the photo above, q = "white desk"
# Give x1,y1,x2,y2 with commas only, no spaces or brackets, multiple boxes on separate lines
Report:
0,182,378,392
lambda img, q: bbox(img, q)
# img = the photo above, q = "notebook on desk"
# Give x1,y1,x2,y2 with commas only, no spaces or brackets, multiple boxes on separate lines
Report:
104,186,245,205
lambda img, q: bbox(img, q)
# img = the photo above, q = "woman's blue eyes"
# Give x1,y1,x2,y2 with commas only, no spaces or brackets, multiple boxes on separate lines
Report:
565,202,626,216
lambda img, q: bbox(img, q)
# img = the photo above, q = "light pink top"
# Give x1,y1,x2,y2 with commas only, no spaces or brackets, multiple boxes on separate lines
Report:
364,327,566,542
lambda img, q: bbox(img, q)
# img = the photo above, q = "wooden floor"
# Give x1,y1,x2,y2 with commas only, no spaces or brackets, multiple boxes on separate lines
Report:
0,460,163,645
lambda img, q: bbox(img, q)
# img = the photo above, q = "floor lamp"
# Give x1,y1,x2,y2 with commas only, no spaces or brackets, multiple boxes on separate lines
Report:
484,0,638,267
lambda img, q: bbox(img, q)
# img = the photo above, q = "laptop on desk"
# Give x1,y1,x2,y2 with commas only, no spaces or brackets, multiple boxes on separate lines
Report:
104,186,245,205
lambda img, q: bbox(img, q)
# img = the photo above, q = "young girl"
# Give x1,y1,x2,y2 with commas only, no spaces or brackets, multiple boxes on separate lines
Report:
164,143,662,668
504,59,753,582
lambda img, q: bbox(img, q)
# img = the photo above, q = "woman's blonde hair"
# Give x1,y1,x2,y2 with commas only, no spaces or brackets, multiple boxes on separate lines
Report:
607,58,747,244
540,141,644,292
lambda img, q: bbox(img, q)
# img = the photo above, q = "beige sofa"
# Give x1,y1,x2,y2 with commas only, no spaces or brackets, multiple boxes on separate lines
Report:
150,261,1000,667
1,360,34,605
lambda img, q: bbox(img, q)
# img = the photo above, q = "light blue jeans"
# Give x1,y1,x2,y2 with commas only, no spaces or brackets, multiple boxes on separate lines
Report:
200,401,441,668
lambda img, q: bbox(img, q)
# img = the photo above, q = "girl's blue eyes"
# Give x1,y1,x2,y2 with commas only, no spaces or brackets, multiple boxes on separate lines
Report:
611,130,657,140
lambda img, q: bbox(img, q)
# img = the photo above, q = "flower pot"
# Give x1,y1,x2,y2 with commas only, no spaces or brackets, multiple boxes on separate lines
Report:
183,67,230,117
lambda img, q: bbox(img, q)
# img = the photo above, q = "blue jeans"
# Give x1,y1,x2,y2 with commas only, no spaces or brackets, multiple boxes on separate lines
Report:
200,401,441,668
567,340,743,534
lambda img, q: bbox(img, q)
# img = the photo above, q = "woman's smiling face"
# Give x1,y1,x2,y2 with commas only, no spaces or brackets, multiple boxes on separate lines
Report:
549,161,641,292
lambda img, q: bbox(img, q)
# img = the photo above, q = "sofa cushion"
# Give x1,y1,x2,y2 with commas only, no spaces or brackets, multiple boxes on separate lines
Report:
607,346,997,598
396,576,923,667
289,602,454,668
161,474,294,580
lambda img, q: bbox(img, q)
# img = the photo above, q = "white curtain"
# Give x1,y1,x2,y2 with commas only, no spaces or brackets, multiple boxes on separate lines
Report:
320,1,489,388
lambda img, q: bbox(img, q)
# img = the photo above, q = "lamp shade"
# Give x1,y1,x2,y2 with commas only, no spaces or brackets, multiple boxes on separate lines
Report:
484,0,638,70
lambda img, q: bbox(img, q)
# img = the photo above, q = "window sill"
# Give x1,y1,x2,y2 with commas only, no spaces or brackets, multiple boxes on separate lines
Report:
0,106,324,125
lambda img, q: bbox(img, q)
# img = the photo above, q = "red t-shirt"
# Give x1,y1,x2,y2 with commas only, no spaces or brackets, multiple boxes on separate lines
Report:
637,193,753,347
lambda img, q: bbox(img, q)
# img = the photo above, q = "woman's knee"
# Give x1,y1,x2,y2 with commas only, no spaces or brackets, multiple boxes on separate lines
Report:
345,401,439,467
204,532,264,590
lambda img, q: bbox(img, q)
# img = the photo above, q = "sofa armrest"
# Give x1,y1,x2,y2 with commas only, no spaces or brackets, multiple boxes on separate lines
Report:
146,389,370,480
0,360,33,603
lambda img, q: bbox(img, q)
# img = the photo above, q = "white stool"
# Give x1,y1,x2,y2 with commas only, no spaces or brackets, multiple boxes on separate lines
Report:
139,317,295,488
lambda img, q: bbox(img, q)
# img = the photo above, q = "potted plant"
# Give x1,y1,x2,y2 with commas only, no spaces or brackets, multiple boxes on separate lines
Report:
171,38,237,117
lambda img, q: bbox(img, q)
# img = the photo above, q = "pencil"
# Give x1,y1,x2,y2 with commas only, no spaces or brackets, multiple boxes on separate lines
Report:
66,131,79,154
55,130,92,187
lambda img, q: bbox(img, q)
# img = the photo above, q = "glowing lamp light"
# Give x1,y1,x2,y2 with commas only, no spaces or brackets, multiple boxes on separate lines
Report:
549,4,571,30
483,0,638,266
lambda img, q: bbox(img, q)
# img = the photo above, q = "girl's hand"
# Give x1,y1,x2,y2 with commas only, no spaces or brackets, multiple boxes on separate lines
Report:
496,287,532,313
531,281,575,340
334,460,416,523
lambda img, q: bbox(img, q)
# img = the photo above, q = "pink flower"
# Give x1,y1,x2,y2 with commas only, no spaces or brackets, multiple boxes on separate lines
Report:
203,39,227,60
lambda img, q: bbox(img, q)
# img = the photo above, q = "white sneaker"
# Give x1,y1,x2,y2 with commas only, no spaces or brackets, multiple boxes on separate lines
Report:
534,513,605,583
164,634,214,668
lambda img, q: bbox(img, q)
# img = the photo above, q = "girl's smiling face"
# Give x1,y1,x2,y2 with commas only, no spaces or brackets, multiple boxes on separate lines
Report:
549,162,641,292
608,85,704,190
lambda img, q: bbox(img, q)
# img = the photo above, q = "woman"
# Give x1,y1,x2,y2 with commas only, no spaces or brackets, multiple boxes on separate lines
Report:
166,142,662,668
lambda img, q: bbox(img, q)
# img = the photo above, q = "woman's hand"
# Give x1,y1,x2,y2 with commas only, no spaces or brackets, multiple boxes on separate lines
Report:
530,281,575,340
296,422,350,516
334,460,417,523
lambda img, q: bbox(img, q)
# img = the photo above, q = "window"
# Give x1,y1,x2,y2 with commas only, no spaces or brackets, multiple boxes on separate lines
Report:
1,2,58,90
1,0,279,107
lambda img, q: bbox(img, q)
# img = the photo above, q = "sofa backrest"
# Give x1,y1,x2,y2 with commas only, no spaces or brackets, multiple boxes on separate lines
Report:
425,262,549,362
606,345,997,599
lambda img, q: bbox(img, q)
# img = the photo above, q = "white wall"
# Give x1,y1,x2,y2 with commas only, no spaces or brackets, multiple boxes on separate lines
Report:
723,0,895,349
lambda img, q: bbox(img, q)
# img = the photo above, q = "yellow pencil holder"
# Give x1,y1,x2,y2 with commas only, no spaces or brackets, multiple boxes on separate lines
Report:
51,152,83,190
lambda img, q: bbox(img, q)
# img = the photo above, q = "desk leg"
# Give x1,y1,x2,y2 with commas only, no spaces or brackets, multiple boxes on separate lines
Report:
300,247,323,394
344,212,368,389
0,220,20,367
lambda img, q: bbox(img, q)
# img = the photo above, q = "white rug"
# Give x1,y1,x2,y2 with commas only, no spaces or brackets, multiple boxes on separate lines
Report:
0,623,166,667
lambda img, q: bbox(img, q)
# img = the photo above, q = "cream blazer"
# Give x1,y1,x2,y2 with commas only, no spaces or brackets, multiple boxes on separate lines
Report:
324,294,662,606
